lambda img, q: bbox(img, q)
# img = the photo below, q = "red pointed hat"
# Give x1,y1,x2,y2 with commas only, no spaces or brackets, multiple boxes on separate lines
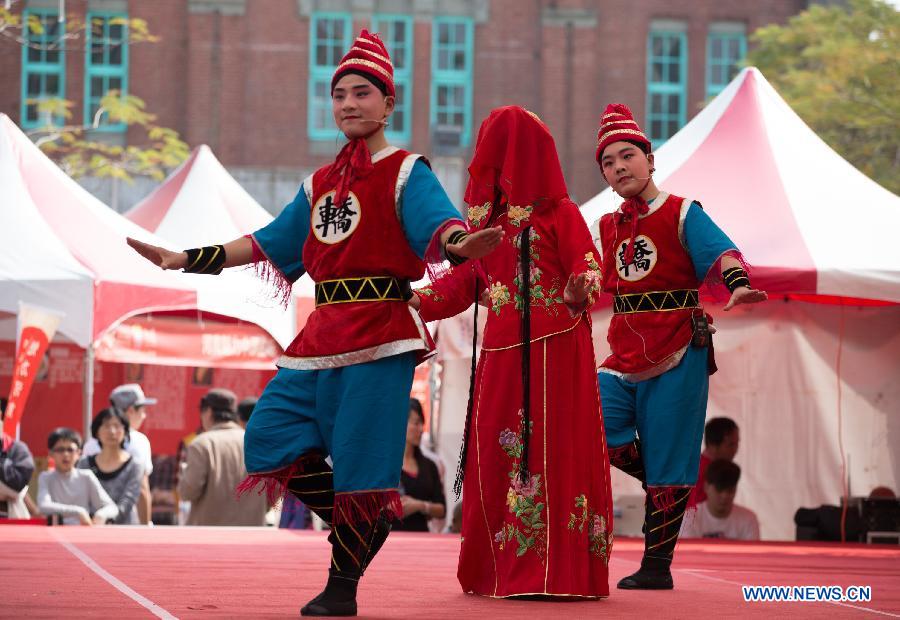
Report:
332,29,395,97
595,103,651,163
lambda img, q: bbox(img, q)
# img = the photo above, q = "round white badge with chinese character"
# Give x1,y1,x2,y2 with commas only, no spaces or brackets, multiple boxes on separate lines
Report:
312,190,361,244
615,235,658,282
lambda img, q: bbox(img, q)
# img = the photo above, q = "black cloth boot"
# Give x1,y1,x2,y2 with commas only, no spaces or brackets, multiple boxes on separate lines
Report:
286,456,335,525
301,512,393,616
300,569,359,617
617,486,692,590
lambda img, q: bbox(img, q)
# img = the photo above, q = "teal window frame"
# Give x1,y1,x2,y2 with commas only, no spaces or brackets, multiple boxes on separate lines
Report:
372,14,413,145
706,30,746,98
308,12,351,141
430,17,473,147
646,30,687,145
84,11,129,132
20,8,66,129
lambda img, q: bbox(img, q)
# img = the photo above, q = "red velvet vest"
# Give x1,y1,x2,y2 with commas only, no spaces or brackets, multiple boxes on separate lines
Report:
598,192,707,377
280,147,433,369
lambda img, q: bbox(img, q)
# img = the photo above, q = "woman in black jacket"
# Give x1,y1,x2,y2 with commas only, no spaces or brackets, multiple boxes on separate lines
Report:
395,398,446,531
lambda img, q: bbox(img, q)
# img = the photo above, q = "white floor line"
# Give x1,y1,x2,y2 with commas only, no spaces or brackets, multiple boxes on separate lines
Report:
50,529,178,620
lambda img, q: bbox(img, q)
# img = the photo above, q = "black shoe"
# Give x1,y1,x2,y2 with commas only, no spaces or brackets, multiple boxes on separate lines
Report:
300,572,358,616
617,568,674,590
299,597,357,617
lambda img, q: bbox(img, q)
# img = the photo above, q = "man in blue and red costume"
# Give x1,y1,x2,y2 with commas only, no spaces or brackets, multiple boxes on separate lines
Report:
591,103,767,590
127,30,502,617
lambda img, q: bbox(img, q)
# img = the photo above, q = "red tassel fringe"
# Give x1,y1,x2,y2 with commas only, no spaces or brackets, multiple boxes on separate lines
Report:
648,485,692,515
703,250,753,302
608,442,640,468
235,455,322,505
333,490,402,526
424,219,466,284
246,234,293,308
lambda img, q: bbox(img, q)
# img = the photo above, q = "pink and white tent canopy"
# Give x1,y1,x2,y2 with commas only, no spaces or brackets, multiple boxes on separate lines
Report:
124,143,315,310
125,145,272,246
581,67,900,304
0,114,293,349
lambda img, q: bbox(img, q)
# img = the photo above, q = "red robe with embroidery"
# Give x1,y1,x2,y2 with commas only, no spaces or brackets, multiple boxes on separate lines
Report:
417,199,612,598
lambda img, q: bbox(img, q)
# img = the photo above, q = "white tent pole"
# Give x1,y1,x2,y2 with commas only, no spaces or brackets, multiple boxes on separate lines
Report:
83,344,94,438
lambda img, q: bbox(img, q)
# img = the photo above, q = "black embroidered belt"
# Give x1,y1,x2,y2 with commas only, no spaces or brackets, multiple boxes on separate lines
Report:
613,289,700,314
315,277,412,307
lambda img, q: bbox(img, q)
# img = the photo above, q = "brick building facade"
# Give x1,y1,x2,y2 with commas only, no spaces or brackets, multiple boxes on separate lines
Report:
1,0,808,212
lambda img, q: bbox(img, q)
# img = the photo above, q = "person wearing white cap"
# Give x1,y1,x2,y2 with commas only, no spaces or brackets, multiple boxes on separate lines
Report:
83,383,156,524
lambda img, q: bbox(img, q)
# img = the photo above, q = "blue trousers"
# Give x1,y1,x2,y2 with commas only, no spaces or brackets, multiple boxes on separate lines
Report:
244,352,416,494
599,345,709,486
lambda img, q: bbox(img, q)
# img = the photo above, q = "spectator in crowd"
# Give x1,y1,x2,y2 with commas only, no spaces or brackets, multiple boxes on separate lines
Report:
171,398,210,525
394,398,446,532
681,459,759,541
0,398,36,519
178,388,267,526
78,408,144,524
688,417,740,508
38,427,118,525
237,397,258,430
84,384,156,524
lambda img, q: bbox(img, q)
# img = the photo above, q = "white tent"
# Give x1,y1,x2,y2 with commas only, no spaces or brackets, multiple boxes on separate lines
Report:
582,67,900,303
0,114,296,433
125,144,275,246
582,68,900,540
124,143,315,325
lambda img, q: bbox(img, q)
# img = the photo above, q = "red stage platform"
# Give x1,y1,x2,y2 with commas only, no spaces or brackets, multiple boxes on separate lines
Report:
3,526,899,618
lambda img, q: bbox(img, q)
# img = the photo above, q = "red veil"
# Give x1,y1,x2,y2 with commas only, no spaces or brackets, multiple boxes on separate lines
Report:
464,106,572,229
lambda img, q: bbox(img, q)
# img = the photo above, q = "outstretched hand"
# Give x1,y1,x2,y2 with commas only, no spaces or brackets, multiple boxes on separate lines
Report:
126,237,188,271
564,272,595,305
723,286,768,311
448,227,504,260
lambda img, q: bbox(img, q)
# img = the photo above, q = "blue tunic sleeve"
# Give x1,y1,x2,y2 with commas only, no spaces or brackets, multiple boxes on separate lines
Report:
400,159,464,259
251,184,310,283
683,201,739,281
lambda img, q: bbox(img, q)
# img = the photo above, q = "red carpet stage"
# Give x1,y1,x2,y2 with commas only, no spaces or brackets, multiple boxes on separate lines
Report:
3,526,898,618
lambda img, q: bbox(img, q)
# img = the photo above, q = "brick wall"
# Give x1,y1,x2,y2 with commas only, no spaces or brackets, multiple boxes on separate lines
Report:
0,0,808,210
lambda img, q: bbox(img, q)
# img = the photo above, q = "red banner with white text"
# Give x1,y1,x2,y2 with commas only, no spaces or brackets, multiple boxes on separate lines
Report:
3,304,62,436
94,315,281,370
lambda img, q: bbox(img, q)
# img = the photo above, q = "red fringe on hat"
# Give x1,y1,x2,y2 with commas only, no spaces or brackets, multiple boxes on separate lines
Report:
334,489,402,526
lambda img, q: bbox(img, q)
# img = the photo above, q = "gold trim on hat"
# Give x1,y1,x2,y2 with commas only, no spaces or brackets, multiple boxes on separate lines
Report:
598,118,639,132
352,39,393,67
334,58,394,83
596,128,649,144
